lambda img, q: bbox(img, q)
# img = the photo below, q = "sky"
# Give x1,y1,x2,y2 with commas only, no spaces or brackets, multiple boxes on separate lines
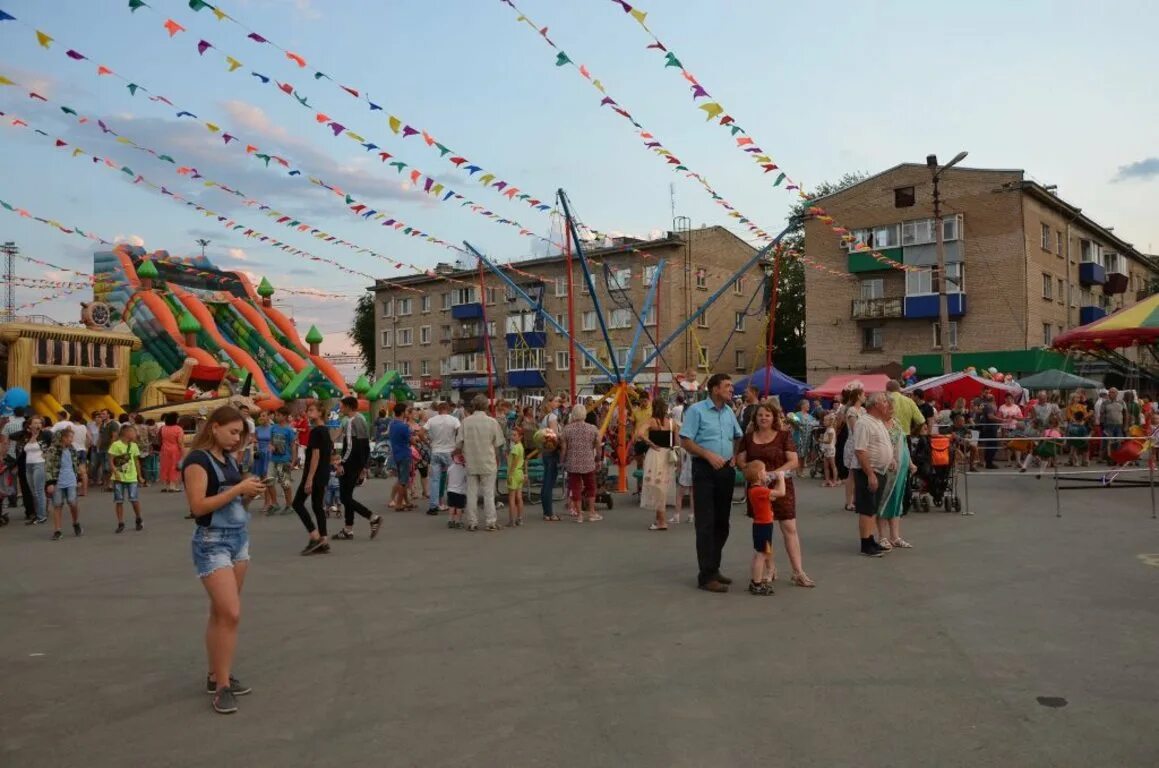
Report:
1,0,1157,354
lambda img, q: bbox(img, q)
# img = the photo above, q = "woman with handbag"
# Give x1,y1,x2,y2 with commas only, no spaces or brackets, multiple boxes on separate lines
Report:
640,399,677,531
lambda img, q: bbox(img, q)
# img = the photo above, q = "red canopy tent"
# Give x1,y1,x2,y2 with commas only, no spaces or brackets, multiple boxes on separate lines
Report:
806,374,891,400
904,371,1023,406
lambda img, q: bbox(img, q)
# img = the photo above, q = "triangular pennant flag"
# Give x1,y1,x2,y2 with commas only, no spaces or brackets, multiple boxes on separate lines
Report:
664,52,682,68
65,49,87,61
60,105,77,116
286,51,306,67
629,8,647,24
127,83,140,95
163,19,186,37
248,32,268,43
127,0,148,11
773,173,786,187
225,56,242,72
197,39,212,55
698,102,723,120
188,0,211,10
36,30,53,49
554,51,572,67
388,116,401,134
212,7,227,20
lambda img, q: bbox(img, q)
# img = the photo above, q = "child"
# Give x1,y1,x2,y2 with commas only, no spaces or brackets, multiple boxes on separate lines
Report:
670,447,694,524
0,433,14,525
1066,401,1090,467
44,428,86,540
507,426,525,527
950,414,979,470
1022,414,1064,478
324,453,342,518
744,460,786,596
267,409,298,515
446,449,468,529
820,413,838,487
107,423,143,532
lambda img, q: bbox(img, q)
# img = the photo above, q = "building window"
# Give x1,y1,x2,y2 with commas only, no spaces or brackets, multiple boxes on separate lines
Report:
381,298,394,317
608,308,632,329
554,276,568,297
606,268,631,292
697,312,709,329
695,268,707,290
733,277,744,295
485,287,497,305
862,327,883,351
1055,231,1063,256
1057,278,1065,304
906,264,964,296
419,325,431,345
615,347,632,368
643,265,658,286
581,353,597,370
507,348,545,371
399,361,411,377
734,313,746,332
421,295,431,313
381,329,392,348
1042,323,1053,346
932,321,958,350
1041,223,1051,250
735,349,746,371
397,328,413,346
849,225,900,250
697,345,710,370
452,287,477,305
640,345,657,369
441,325,452,341
901,216,961,247
641,307,656,326
487,320,496,338
1080,239,1100,263
397,298,413,316
441,292,451,310
420,359,430,376
860,279,884,300
1042,273,1053,300
581,311,597,332
894,186,915,208
555,350,570,371
553,313,569,335
440,359,449,375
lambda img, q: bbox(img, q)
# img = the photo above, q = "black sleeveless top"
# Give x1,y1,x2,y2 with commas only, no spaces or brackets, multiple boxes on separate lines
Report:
648,428,672,449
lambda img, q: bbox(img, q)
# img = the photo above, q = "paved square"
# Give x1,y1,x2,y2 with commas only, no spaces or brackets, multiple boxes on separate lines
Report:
1,472,1156,767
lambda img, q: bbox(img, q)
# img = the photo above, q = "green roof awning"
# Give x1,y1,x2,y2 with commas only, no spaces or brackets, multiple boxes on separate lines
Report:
902,348,1075,378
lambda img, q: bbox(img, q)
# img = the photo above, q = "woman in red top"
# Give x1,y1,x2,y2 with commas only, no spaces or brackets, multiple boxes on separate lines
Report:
292,412,310,466
736,402,815,588
158,411,187,493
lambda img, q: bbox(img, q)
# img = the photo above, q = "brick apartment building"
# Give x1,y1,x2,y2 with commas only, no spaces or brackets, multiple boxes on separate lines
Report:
370,226,762,400
803,163,1159,381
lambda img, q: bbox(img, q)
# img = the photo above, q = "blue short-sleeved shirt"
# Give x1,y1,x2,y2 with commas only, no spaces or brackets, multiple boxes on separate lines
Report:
387,419,412,463
678,398,743,459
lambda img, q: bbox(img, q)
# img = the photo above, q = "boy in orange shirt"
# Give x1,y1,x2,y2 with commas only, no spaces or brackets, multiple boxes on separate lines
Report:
744,460,787,596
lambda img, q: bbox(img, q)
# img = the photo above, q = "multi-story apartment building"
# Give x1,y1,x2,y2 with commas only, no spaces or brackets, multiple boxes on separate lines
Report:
371,226,761,400
804,163,1159,381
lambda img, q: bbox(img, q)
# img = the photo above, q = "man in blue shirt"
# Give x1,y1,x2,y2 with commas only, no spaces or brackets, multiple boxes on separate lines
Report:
387,402,413,513
679,373,743,593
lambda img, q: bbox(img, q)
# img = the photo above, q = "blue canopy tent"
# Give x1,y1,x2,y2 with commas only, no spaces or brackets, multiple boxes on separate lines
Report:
733,366,810,411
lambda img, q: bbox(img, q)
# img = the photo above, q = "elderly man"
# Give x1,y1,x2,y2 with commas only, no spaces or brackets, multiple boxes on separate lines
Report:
1101,387,1126,457
457,394,506,532
886,379,925,436
679,373,744,593
853,392,895,557
424,400,461,515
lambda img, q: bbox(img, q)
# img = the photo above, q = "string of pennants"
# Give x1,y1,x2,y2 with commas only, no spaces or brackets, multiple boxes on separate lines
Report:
602,0,924,274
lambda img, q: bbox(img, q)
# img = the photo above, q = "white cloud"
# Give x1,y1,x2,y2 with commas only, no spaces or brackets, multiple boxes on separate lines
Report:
113,234,145,247
227,247,249,261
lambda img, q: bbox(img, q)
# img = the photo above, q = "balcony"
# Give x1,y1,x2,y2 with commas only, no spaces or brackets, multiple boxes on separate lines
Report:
451,301,484,320
847,247,903,274
507,369,546,388
1079,305,1107,325
1103,271,1129,295
851,297,904,320
904,293,967,319
451,335,486,354
1078,261,1105,286
505,331,546,349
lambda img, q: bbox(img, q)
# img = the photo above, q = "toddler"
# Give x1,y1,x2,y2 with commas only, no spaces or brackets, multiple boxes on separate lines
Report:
324,453,342,518
1022,414,1064,478
107,423,143,533
446,449,468,529
670,448,694,524
743,460,786,596
819,413,838,487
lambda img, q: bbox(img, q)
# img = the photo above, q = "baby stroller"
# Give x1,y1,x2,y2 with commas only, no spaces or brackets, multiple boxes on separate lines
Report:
910,434,961,512
594,449,614,510
807,425,827,479
367,441,391,479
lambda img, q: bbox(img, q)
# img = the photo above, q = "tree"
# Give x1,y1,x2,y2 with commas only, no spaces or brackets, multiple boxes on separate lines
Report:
348,292,376,375
767,172,868,378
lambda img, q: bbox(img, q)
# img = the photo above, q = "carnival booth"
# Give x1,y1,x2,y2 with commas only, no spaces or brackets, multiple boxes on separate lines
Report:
904,370,1023,407
806,373,890,401
733,366,810,411
1016,369,1101,391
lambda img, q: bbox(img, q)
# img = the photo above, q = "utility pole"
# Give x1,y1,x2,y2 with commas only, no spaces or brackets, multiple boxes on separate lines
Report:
1,241,17,322
927,151,968,374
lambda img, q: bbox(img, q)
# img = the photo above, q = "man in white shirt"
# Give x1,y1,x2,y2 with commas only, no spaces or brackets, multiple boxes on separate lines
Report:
424,400,461,515
456,395,506,531
853,392,895,557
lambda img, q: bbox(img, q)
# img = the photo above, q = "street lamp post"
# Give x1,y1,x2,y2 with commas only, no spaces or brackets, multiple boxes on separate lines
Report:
195,238,210,259
927,151,968,375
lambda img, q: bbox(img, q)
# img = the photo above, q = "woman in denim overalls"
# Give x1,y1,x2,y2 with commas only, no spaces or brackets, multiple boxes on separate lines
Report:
182,406,265,715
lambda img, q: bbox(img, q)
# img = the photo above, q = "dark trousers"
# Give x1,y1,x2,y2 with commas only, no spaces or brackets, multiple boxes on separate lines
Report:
17,454,34,519
980,427,999,467
292,477,327,537
340,461,374,527
691,458,734,585
540,451,559,518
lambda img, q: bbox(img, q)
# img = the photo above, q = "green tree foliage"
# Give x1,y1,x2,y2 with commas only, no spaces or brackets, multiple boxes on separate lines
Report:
769,172,868,378
348,292,375,375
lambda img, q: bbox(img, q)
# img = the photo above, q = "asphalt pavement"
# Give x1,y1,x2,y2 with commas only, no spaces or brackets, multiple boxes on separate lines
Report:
1,466,1157,768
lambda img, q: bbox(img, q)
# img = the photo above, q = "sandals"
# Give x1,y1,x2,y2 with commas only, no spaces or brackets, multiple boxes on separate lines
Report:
890,538,913,549
843,504,855,512
648,523,668,531
588,514,604,522
542,515,561,522
791,572,816,588
369,515,384,539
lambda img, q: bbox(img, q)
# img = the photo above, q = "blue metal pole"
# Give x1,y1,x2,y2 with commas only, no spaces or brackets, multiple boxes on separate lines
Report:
558,190,621,383
625,258,666,380
463,242,618,382
635,224,790,373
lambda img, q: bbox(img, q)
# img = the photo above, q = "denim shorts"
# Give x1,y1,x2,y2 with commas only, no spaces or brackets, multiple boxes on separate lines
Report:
395,457,412,485
51,484,78,506
191,526,250,578
113,482,139,503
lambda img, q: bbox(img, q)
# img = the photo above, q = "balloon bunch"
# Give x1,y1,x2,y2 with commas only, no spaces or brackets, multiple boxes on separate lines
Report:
902,365,918,387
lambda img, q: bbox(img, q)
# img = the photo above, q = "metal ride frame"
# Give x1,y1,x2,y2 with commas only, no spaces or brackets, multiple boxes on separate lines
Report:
466,188,790,493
